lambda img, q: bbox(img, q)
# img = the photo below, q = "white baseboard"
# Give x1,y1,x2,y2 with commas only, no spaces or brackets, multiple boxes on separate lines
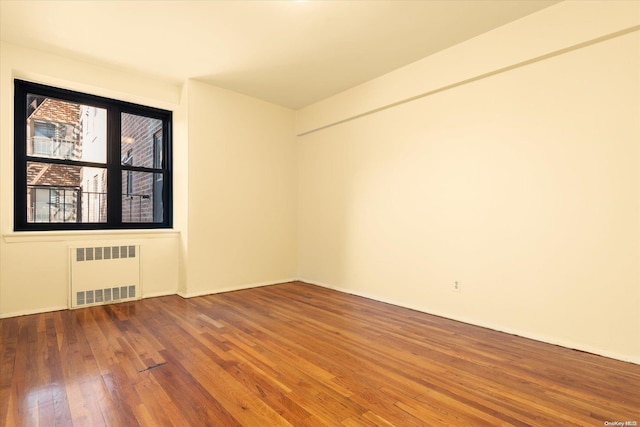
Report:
299,278,640,366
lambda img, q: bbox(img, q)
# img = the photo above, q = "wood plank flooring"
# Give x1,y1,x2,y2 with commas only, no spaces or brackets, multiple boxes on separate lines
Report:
1,281,639,426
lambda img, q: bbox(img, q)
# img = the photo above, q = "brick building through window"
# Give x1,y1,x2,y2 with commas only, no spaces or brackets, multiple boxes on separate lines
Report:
121,113,163,223
26,97,84,223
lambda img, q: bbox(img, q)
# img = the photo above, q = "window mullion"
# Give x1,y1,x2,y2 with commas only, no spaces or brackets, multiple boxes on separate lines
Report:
107,106,122,226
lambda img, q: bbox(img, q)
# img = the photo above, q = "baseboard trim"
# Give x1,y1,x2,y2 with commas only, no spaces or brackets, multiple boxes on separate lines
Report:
0,280,301,318
0,305,68,319
299,278,640,366
142,290,178,299
178,278,297,299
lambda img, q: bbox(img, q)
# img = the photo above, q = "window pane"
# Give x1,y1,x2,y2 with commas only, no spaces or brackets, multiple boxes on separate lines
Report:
122,171,163,223
121,113,163,168
26,162,107,223
26,94,107,163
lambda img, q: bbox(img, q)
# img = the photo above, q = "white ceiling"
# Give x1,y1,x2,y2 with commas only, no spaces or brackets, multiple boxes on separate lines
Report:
0,0,558,109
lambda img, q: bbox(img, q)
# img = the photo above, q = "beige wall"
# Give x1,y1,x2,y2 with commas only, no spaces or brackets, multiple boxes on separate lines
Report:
297,2,640,363
0,42,183,316
182,80,297,296
0,43,298,315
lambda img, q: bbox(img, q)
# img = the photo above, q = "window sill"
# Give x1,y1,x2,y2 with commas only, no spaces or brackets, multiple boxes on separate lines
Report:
2,228,181,244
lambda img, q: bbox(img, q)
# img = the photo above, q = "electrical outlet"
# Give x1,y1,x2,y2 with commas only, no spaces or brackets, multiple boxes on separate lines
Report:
453,280,461,292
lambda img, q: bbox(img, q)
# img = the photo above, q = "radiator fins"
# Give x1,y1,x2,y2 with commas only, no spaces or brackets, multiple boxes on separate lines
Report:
75,285,136,307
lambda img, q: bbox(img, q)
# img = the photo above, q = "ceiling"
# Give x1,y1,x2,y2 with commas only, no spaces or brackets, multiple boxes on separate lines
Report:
0,0,558,109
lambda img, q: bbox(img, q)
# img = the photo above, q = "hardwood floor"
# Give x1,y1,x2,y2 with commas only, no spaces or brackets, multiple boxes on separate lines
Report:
1,281,639,426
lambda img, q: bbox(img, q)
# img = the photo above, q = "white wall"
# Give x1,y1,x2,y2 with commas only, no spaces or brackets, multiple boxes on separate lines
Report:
297,2,640,363
182,80,297,296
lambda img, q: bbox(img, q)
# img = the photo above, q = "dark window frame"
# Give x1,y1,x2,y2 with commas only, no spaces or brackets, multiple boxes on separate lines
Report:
14,79,173,231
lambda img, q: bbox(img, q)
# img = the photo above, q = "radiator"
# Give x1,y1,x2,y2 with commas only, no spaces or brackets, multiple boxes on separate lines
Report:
69,244,141,309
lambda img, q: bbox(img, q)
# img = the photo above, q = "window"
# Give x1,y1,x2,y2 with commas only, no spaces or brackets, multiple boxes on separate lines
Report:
14,80,172,231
